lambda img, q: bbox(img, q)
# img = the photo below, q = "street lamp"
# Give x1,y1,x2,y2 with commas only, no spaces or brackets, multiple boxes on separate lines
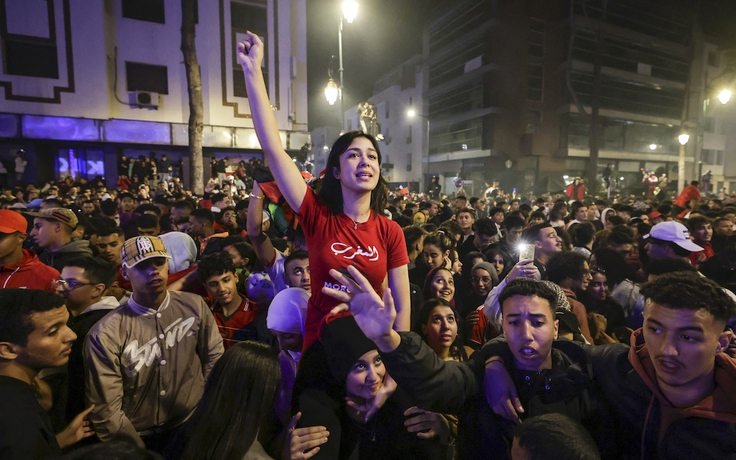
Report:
690,86,733,194
718,89,732,105
677,132,689,194
324,1,358,130
407,108,430,193
342,0,358,23
324,78,339,106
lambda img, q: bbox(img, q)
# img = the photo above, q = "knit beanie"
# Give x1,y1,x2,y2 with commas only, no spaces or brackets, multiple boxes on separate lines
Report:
470,262,499,286
319,314,377,384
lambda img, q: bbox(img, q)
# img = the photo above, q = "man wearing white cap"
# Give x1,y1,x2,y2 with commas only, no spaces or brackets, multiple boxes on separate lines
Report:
643,221,703,262
84,236,223,453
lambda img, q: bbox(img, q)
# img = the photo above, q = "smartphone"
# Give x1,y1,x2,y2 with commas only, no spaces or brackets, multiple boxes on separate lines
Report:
518,243,535,261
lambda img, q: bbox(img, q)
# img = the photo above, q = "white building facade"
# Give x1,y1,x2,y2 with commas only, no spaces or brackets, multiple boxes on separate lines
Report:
344,55,427,191
0,0,309,188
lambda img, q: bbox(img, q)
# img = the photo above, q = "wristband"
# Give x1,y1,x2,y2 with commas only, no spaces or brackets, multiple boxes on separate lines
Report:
249,193,263,200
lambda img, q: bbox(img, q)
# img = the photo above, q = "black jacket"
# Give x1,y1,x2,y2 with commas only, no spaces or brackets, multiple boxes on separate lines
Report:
293,341,446,460
380,333,615,459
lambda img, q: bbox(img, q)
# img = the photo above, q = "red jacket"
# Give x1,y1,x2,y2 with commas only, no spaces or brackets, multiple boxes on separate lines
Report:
565,183,585,201
674,185,700,209
0,249,59,291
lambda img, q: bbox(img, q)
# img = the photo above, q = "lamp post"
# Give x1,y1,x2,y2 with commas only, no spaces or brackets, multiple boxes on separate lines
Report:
690,86,732,194
324,1,358,131
407,108,430,193
677,132,690,194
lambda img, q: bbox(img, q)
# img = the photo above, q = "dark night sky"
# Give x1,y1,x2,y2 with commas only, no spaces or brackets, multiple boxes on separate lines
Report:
306,0,440,129
304,0,736,130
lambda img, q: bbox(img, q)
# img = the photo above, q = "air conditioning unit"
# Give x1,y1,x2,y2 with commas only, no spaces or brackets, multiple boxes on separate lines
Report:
135,91,160,108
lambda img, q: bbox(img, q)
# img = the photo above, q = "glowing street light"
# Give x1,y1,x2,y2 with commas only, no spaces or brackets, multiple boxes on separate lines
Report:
324,78,339,106
649,143,657,150
718,89,732,105
407,109,416,118
342,0,358,23
325,1,358,128
678,133,690,145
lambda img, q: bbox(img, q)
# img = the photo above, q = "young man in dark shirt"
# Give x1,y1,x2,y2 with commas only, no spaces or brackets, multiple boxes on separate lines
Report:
0,289,94,458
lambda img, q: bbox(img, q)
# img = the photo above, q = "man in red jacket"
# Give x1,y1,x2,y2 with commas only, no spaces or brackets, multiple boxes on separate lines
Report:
0,210,58,290
674,181,701,211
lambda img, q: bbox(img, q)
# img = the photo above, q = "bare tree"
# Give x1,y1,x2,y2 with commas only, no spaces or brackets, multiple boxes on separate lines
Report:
181,0,204,195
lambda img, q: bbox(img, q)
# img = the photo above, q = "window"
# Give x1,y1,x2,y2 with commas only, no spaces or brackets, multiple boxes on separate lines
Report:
717,151,724,165
407,125,413,143
708,51,719,67
704,117,715,133
406,154,412,172
702,149,716,165
122,0,165,24
5,40,58,78
126,62,169,94
231,1,268,98
385,100,390,118
529,18,545,58
527,64,543,101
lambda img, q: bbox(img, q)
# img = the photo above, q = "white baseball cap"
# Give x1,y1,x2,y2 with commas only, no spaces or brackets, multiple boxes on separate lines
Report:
643,221,703,253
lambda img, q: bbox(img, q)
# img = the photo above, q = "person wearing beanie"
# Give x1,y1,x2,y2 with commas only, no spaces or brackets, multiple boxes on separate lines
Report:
290,314,450,460
0,210,59,290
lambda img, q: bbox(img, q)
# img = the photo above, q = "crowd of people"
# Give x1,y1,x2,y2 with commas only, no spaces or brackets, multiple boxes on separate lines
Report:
1,32,736,460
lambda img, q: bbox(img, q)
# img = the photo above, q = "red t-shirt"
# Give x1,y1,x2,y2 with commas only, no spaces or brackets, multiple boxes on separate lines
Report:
210,295,261,349
297,189,408,348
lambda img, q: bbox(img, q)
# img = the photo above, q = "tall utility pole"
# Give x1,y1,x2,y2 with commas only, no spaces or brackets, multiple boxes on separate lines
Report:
586,0,607,196
181,0,204,195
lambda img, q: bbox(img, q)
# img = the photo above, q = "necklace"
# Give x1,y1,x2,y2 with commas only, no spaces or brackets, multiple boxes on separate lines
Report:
346,212,369,230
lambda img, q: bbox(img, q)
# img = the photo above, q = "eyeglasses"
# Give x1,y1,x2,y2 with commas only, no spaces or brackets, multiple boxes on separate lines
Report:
53,278,95,291
471,276,493,284
591,267,606,275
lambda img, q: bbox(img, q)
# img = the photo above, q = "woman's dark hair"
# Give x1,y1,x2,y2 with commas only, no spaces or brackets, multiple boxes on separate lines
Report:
418,298,467,361
423,231,455,257
461,251,486,279
438,219,462,243
227,242,256,271
315,131,388,216
483,246,513,280
422,267,454,301
179,341,280,460
590,247,634,287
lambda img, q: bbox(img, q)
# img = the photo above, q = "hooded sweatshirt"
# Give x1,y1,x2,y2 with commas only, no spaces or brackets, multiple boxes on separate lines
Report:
628,329,736,459
38,239,93,272
0,249,59,290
